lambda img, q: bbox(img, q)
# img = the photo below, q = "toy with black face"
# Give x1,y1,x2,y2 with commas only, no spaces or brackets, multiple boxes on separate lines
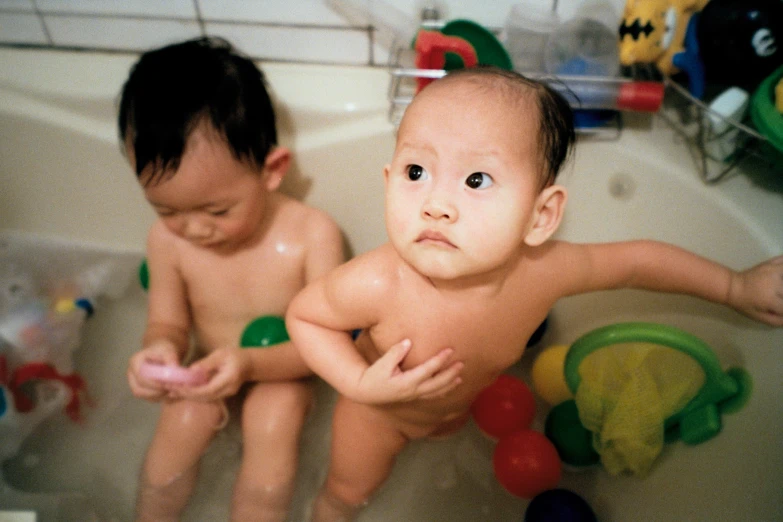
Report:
619,0,710,75
697,0,783,88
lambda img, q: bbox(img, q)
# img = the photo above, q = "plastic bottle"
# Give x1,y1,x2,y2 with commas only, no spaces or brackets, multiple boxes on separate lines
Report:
544,0,621,77
503,1,561,73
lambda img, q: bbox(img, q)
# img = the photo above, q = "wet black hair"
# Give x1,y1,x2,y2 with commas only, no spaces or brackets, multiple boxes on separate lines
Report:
428,67,576,188
118,36,277,185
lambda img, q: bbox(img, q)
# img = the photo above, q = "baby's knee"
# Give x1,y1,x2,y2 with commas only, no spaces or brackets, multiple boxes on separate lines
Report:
243,382,312,434
232,474,296,522
322,473,373,510
136,466,196,522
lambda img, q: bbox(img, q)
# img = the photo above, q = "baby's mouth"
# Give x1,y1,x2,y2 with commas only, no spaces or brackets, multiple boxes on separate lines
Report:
416,230,456,248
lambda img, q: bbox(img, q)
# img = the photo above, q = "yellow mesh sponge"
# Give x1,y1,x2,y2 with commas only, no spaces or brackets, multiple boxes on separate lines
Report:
575,343,705,477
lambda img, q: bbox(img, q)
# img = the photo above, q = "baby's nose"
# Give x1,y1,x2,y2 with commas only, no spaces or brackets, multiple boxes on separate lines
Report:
183,218,212,240
422,197,457,221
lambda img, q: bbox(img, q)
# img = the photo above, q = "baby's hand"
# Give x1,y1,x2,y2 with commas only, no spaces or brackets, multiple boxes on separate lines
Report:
174,347,251,401
127,340,181,402
728,255,783,326
354,339,464,404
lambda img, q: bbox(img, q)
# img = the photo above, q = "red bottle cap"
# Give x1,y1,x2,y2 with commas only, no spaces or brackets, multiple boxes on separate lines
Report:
617,82,665,112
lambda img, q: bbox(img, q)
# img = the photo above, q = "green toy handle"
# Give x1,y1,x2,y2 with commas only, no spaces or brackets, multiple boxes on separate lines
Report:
565,322,726,393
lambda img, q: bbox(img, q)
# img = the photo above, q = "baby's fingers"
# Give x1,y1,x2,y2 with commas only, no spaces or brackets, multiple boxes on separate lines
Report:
417,361,464,399
403,347,456,384
375,338,413,375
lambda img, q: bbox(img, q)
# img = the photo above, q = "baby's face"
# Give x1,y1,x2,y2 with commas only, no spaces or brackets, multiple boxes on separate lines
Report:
384,81,544,282
136,124,270,251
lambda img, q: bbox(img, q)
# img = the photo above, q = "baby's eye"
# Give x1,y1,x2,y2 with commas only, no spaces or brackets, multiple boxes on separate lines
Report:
406,164,429,182
209,209,229,216
465,172,493,189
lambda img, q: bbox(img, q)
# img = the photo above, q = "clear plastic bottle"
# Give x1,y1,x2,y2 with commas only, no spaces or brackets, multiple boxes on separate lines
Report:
503,0,561,73
544,0,621,77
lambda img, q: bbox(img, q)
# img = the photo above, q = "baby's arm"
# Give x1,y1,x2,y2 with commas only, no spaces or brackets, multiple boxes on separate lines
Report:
727,256,783,326
127,224,192,401
286,253,462,404
558,240,783,325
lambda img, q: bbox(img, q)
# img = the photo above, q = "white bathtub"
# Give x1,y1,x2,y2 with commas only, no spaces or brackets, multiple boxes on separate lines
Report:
1,48,781,522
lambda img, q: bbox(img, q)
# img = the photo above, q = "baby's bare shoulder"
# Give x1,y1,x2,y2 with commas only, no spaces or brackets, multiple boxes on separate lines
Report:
276,196,341,240
328,244,400,294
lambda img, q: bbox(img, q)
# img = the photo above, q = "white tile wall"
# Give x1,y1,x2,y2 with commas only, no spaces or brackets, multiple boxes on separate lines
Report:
35,0,198,18
0,12,46,44
207,22,370,64
43,15,202,52
197,0,347,25
0,0,628,65
0,0,34,10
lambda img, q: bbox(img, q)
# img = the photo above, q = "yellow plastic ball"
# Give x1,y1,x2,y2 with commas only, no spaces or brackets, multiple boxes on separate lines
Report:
54,299,76,314
531,344,573,406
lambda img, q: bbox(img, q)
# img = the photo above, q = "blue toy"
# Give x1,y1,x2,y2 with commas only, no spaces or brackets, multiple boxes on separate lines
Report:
525,488,597,522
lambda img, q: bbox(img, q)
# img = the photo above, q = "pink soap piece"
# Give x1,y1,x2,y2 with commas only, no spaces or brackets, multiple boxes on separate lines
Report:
139,361,207,386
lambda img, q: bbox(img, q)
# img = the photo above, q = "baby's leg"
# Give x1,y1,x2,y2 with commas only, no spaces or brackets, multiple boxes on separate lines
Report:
135,399,225,522
231,380,313,522
311,397,408,522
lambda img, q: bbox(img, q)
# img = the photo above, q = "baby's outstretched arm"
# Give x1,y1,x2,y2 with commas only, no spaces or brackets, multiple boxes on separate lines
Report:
558,241,783,326
727,255,783,326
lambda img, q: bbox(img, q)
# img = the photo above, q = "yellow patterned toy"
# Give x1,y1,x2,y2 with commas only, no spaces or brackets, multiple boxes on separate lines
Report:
619,0,709,75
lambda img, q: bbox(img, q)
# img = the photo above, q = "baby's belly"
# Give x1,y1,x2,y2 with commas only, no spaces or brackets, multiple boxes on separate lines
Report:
374,370,502,437
356,328,528,434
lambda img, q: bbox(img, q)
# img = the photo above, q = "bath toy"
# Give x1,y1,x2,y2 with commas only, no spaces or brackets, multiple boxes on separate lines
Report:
531,344,572,406
619,0,709,96
9,362,89,422
139,258,149,291
1,381,69,461
440,20,513,71
0,297,91,375
414,30,477,92
138,361,208,386
525,488,597,522
470,374,535,439
240,315,289,348
565,322,752,442
777,77,783,113
750,65,783,154
492,429,562,499
697,0,783,89
553,322,752,476
544,400,599,467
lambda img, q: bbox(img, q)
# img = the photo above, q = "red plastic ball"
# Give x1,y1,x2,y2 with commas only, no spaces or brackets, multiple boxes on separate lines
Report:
470,374,536,439
493,429,562,498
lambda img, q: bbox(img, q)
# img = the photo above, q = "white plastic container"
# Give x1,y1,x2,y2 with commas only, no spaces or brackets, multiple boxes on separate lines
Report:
503,1,560,73
704,86,750,165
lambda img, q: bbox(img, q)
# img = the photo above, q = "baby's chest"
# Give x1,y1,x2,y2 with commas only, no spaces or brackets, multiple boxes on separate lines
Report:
182,247,307,318
376,299,534,370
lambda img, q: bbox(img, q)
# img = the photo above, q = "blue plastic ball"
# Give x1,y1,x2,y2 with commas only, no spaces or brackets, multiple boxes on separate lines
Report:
525,488,597,522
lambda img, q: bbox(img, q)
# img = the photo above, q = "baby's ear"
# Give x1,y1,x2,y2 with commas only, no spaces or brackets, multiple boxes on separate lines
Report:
263,147,291,191
524,184,567,247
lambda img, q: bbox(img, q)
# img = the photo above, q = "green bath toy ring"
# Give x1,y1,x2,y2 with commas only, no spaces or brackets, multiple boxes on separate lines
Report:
563,322,752,445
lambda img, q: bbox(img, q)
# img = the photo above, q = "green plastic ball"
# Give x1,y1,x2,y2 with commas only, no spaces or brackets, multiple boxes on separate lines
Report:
241,315,289,348
544,399,600,467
